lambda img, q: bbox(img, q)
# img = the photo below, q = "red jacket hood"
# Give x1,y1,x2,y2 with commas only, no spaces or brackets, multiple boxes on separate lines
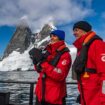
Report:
73,31,94,52
46,41,65,54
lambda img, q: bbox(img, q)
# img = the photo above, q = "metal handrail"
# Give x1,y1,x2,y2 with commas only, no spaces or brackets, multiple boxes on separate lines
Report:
0,80,77,105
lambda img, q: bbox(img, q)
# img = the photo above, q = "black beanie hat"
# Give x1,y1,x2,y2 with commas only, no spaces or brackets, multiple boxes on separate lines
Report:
73,21,92,32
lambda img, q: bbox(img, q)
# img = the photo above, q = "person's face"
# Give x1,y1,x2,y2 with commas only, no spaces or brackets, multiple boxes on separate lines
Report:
73,28,86,39
50,34,60,44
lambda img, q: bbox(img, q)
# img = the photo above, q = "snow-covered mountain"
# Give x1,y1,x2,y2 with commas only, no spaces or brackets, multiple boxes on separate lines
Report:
0,44,77,71
3,23,32,58
0,23,77,71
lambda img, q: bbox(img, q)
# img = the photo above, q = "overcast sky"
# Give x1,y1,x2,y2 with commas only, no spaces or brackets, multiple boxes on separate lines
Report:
0,0,105,56
0,0,93,30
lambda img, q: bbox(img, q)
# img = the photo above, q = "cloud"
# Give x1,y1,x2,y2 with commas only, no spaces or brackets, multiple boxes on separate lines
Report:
0,0,94,31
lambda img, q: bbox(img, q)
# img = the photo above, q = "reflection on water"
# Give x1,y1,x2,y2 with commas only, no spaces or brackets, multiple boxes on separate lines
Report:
0,71,79,105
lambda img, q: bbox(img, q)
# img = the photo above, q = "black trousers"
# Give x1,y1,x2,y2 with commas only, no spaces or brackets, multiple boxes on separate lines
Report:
35,97,66,105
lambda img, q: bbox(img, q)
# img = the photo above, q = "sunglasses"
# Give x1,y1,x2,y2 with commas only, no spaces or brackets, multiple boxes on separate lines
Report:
50,34,57,37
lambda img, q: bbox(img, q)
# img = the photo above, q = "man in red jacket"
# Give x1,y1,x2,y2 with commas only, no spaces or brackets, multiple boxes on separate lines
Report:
72,21,105,105
33,30,71,105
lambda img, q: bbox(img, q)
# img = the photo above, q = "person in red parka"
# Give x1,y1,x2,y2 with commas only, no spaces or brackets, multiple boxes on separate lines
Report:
34,30,71,105
72,21,105,105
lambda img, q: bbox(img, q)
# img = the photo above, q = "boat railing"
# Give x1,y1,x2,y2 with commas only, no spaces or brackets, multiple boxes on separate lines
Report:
0,80,77,105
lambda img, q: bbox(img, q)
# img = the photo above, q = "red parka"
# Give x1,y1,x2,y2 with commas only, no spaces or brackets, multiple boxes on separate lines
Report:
73,31,105,105
34,41,71,105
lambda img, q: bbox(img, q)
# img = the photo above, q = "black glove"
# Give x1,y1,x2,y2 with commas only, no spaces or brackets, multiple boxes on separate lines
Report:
42,50,50,59
35,62,42,72
29,47,44,64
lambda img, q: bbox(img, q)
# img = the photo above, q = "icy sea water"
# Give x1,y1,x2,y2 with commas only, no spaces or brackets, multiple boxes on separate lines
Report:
0,71,79,105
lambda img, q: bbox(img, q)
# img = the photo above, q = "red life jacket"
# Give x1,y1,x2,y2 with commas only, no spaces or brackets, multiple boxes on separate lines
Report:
72,32,102,80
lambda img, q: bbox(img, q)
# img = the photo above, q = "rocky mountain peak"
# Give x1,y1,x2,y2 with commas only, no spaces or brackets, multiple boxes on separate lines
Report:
3,25,32,58
39,24,53,39
3,23,54,58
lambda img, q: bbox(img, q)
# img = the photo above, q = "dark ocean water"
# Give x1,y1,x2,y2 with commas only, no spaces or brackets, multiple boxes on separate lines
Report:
0,71,79,105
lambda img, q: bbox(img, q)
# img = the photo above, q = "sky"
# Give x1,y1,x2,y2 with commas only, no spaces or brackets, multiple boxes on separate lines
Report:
0,0,105,57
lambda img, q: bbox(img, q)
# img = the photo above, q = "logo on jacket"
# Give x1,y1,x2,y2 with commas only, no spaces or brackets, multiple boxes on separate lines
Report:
62,59,67,65
101,54,105,62
54,68,62,73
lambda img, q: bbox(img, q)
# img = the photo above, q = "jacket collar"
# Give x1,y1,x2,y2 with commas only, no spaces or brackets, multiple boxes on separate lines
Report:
73,31,95,52
47,41,65,54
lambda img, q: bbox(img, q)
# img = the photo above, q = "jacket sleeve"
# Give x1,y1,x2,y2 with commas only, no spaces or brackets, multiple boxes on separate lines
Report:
94,40,105,74
94,40,105,101
41,52,71,82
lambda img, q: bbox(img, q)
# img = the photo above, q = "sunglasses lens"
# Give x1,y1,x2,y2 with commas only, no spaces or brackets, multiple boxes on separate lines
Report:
50,34,56,37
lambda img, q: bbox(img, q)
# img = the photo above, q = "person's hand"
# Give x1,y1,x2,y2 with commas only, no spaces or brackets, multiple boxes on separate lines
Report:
29,47,44,64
